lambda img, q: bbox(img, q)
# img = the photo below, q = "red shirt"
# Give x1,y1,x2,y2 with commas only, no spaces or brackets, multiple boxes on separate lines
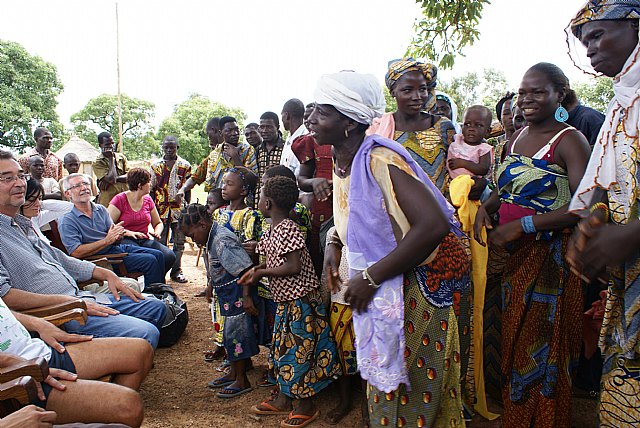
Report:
110,193,155,236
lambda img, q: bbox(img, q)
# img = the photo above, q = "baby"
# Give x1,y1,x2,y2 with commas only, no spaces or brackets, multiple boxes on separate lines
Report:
447,105,494,178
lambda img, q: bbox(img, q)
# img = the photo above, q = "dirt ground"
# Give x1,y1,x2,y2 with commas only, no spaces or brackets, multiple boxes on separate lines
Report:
139,247,599,428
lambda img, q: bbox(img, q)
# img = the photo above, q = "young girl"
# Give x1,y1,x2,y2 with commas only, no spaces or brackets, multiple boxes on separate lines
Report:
180,203,261,399
447,105,494,178
240,176,340,427
211,168,262,374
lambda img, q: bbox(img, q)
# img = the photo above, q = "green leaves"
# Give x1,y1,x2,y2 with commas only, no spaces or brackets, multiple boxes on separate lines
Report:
407,0,490,70
157,94,247,165
438,68,509,118
0,40,64,151
573,78,613,113
70,93,158,160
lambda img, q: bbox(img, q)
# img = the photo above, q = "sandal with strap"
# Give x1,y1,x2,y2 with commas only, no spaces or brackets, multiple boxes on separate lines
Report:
280,410,320,428
171,271,188,283
251,400,291,415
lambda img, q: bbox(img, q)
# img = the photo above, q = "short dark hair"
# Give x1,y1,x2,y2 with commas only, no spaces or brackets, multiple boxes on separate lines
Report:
0,150,16,161
33,127,50,140
264,164,296,182
206,117,220,130
262,176,298,212
126,167,151,191
63,153,80,163
282,99,305,119
97,132,112,146
260,111,280,129
219,116,237,130
245,123,259,129
465,105,493,128
162,135,178,144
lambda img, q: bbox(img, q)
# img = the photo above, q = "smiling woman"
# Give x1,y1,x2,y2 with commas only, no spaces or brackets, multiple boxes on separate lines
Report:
473,62,591,428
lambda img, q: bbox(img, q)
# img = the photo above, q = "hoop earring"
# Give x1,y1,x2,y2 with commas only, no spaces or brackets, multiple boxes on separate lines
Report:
554,105,569,122
344,129,349,138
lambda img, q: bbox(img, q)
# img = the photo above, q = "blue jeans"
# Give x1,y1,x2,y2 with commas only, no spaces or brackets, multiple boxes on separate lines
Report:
121,238,176,276
116,243,165,285
64,295,166,349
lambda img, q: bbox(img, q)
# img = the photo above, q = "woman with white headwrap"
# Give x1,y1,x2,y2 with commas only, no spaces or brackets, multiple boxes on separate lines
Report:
565,1,640,425
313,71,469,427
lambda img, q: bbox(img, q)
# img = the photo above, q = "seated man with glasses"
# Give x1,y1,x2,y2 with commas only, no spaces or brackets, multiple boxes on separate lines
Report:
58,173,167,287
0,151,166,348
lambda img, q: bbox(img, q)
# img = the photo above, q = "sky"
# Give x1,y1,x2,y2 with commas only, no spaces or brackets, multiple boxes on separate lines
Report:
1,0,591,131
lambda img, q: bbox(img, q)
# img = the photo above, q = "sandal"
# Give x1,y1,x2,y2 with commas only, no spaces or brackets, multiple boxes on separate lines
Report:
203,347,225,362
251,400,291,415
257,371,277,388
206,377,234,389
171,271,188,283
215,359,231,373
216,385,253,399
280,410,320,428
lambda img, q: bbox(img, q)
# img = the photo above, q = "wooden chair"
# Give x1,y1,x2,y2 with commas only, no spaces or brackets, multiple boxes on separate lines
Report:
0,358,48,417
21,299,88,327
45,220,143,281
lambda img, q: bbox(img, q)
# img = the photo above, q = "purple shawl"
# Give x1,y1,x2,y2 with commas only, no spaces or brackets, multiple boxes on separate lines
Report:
347,134,458,393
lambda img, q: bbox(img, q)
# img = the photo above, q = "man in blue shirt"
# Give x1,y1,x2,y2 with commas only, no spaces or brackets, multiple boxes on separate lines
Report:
59,173,165,286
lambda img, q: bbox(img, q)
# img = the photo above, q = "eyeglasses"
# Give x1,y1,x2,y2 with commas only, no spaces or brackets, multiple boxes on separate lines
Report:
0,174,30,184
68,181,92,190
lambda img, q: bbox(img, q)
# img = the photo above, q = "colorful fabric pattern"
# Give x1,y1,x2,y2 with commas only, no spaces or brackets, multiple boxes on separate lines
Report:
329,302,357,376
570,0,640,38
256,219,319,302
18,149,63,181
192,142,257,192
150,157,191,220
366,273,464,428
270,289,341,399
385,58,438,111
212,207,261,243
497,154,571,215
260,202,311,239
256,139,284,199
599,356,640,427
393,118,456,195
500,233,583,428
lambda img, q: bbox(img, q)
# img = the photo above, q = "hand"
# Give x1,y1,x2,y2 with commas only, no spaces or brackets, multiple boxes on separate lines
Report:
149,230,161,240
323,243,343,293
175,189,185,205
0,405,57,428
97,178,110,191
238,265,264,286
473,205,493,246
326,266,344,294
243,295,259,317
39,368,78,399
242,240,257,257
311,178,332,202
125,230,146,240
85,300,120,317
104,271,143,302
102,148,115,159
223,143,241,164
469,177,488,201
488,220,523,248
105,222,125,244
33,318,92,353
344,273,378,313
205,283,213,303
448,158,464,170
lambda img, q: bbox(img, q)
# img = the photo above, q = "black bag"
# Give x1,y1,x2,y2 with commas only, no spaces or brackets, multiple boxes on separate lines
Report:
144,283,188,348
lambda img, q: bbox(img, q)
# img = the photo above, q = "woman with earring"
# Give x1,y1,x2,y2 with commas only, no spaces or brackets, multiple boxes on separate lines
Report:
473,62,591,427
368,59,456,196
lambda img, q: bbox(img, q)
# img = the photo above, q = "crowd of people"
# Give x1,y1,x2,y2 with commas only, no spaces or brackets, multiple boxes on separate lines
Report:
0,0,639,427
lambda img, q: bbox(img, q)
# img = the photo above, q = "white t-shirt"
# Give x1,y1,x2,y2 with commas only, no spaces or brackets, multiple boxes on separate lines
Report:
280,124,307,175
42,177,61,195
0,296,51,361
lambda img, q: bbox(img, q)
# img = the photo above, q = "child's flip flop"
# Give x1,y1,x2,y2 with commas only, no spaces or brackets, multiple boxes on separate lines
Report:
251,400,291,415
206,377,233,389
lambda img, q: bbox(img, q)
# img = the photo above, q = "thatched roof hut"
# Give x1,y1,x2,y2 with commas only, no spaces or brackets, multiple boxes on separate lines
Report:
55,135,101,176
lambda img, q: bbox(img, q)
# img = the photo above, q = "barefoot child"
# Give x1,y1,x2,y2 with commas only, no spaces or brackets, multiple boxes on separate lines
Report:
447,105,494,179
240,176,341,427
180,203,262,399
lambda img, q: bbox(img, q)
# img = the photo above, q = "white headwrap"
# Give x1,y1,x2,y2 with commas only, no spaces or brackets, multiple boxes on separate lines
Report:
569,37,640,222
314,71,386,125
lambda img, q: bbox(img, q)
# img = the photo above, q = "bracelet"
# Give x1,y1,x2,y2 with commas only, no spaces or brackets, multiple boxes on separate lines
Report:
590,202,609,221
520,215,537,234
362,268,382,289
326,240,343,248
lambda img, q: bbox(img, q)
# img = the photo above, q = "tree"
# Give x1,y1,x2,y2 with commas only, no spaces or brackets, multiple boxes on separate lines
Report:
383,87,397,113
573,78,614,114
157,94,247,165
70,94,158,160
438,68,509,118
0,40,65,151
407,0,490,69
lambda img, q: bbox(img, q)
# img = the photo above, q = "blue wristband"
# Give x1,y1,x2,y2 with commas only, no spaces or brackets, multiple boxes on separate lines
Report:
520,215,537,234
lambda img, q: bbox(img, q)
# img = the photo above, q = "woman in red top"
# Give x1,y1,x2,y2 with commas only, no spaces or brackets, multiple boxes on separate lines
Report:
108,167,176,279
